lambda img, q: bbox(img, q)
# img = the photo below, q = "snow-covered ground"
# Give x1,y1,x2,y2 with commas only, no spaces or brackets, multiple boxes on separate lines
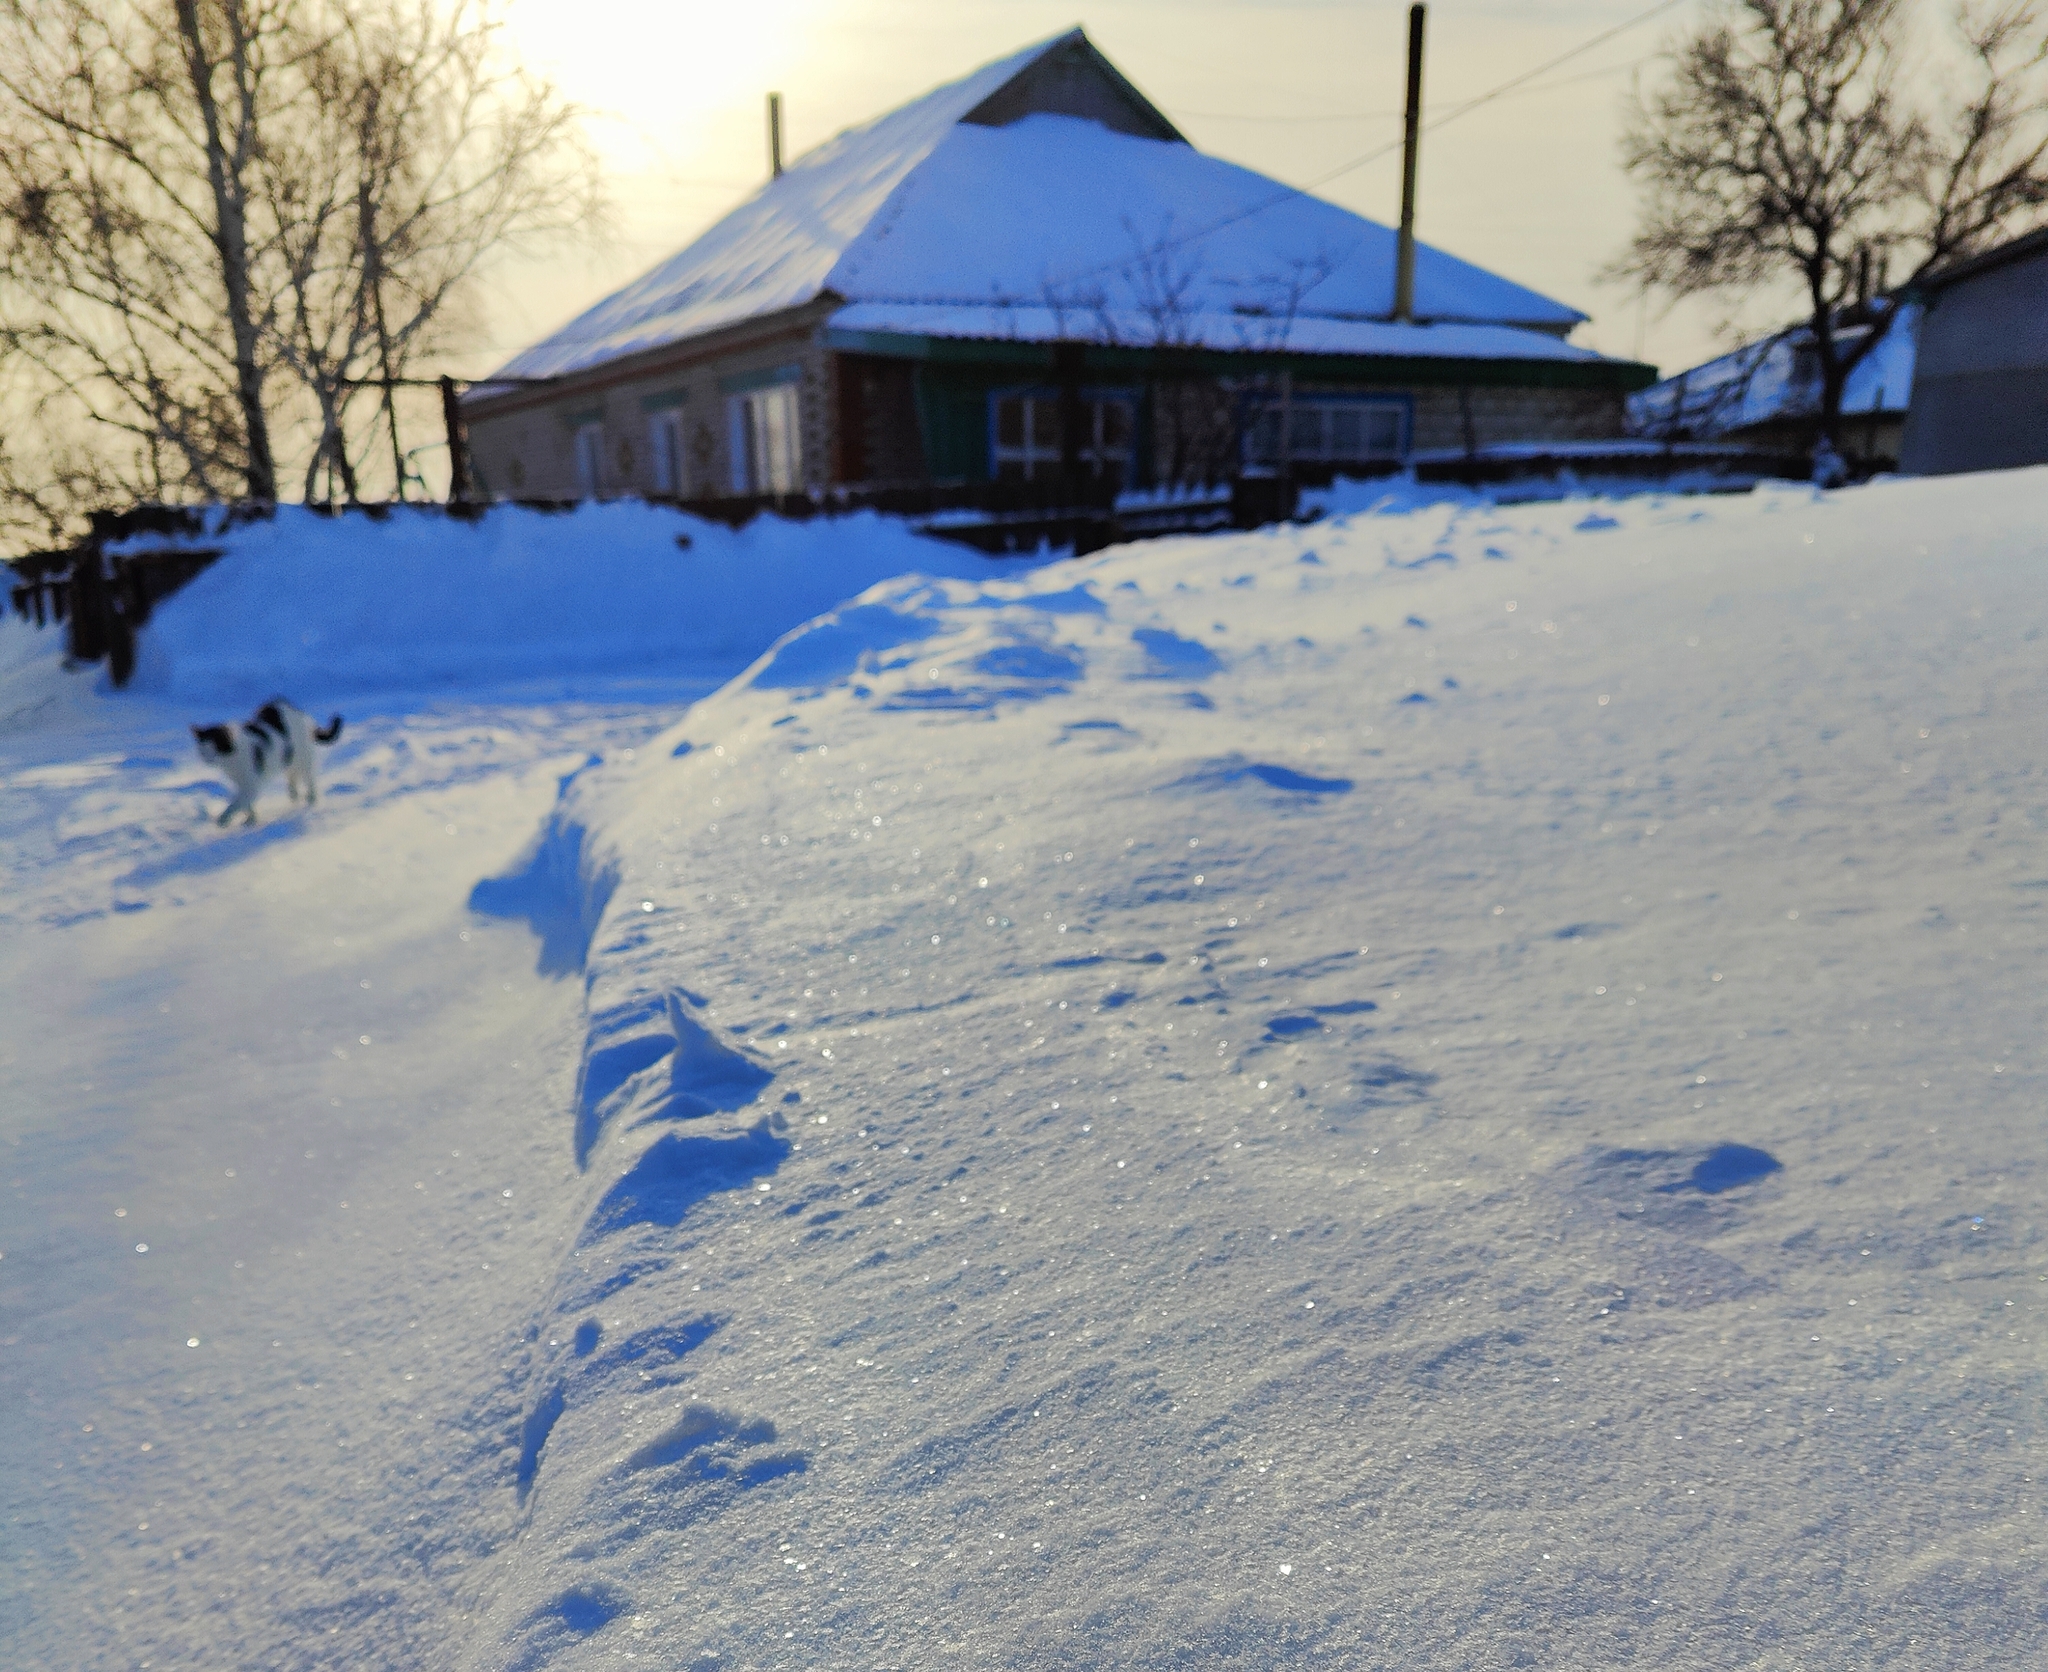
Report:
4,478,2044,1670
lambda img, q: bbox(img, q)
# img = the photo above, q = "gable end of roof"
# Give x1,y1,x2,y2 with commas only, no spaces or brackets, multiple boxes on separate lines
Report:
961,28,1186,144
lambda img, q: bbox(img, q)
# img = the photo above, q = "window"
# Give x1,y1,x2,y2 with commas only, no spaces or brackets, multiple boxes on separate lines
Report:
1245,396,1407,467
573,422,605,496
648,410,686,496
728,383,801,494
991,392,1135,486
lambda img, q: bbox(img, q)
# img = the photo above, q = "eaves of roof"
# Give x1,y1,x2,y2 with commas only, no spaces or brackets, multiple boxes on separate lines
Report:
1911,225,2048,296
823,324,1657,391
463,301,835,421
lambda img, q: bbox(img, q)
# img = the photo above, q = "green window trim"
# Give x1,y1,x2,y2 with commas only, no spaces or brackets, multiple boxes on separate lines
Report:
560,406,605,429
638,387,690,413
718,362,804,395
823,327,1657,393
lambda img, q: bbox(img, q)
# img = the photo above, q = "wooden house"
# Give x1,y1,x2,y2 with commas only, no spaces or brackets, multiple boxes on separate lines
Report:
464,29,1653,502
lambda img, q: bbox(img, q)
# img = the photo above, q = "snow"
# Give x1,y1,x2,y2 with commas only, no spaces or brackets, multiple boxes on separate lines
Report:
819,115,1583,333
109,501,1023,702
480,38,1053,383
488,45,1585,385
1628,305,1919,438
7,470,2048,1668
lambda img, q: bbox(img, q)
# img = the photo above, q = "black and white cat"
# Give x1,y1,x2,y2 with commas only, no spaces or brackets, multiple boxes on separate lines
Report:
192,699,344,826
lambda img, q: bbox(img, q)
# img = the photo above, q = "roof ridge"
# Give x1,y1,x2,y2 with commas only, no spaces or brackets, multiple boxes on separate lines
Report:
487,32,1585,385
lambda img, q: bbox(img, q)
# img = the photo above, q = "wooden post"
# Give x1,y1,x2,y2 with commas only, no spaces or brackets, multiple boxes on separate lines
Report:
68,541,107,667
1056,342,1086,501
1393,4,1426,323
441,375,473,503
768,93,784,178
1277,366,1294,499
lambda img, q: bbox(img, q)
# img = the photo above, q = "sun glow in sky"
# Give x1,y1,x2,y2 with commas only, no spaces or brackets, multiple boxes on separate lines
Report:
477,0,1760,380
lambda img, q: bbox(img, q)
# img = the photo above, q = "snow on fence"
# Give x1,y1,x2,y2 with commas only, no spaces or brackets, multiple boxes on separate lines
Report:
5,447,1807,690
0,486,1255,690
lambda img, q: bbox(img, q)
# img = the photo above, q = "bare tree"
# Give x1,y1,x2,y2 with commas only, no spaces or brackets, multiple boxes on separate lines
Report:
0,1,296,506
267,2,598,502
0,0,594,538
1032,227,1341,491
1614,0,2048,445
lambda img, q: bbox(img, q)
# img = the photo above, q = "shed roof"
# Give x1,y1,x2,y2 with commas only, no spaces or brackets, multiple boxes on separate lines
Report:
486,30,1593,386
1627,305,1917,438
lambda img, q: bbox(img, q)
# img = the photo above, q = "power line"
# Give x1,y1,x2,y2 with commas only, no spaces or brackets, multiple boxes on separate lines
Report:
1313,0,1689,191
1036,0,1690,295
1173,60,1641,126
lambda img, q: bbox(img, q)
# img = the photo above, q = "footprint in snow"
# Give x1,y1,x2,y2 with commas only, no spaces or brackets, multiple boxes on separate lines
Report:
514,1314,728,1501
1175,756,1353,796
573,989,774,1164
622,1402,807,1485
586,1125,790,1237
1131,627,1222,679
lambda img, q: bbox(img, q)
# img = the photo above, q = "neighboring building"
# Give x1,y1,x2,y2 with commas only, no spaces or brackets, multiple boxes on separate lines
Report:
1627,303,1917,469
466,29,1653,501
1899,227,2048,476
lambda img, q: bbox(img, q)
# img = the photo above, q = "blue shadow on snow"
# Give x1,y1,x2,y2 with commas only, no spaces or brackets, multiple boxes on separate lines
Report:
468,756,616,978
515,1381,565,1499
1132,627,1222,678
751,602,943,690
588,1125,791,1237
1245,763,1353,794
1656,1144,1782,1195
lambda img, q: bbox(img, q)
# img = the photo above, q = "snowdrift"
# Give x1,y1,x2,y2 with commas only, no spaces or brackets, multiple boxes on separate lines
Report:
113,502,1020,700
450,469,2048,1668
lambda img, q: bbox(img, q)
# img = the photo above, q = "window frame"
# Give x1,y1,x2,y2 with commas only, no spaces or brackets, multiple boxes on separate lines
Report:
726,382,802,495
988,386,1139,485
1242,392,1412,468
573,421,606,497
647,409,686,496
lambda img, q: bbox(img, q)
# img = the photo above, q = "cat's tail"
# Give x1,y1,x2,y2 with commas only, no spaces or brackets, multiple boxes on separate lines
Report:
314,715,344,744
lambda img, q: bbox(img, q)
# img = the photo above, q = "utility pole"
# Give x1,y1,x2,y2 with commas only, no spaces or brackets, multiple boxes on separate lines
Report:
1393,4,1426,323
768,93,784,178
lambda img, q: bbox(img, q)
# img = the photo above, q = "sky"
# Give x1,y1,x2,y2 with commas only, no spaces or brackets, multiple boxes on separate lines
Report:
475,0,1766,381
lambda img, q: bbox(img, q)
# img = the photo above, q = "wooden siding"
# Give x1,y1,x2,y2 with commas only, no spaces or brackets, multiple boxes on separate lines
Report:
463,300,837,499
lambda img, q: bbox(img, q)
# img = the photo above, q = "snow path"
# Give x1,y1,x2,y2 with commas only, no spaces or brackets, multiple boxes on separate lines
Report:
5,474,2047,1670
1,682,710,1666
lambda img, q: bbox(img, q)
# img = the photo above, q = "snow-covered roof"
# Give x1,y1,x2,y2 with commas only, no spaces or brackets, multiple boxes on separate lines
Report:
488,31,1589,384
1628,305,1918,438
